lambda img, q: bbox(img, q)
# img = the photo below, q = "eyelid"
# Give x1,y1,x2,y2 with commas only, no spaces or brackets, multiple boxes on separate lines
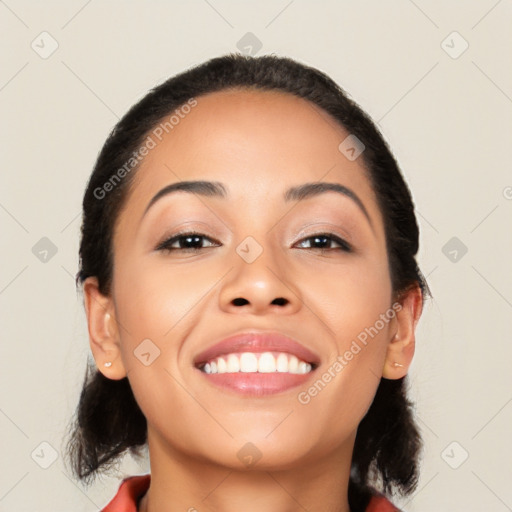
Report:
154,220,223,243
293,222,355,245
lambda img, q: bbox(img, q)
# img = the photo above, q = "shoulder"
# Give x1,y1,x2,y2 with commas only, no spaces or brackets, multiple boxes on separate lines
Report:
101,474,151,512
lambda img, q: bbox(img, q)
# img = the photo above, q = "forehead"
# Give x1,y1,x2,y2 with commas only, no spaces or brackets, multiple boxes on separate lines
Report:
120,88,382,227
152,89,354,169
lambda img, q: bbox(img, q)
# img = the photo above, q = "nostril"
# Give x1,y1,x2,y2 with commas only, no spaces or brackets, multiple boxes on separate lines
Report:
232,298,249,306
272,297,288,306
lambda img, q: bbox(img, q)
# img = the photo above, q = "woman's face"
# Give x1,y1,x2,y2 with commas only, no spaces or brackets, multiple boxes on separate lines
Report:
104,89,400,469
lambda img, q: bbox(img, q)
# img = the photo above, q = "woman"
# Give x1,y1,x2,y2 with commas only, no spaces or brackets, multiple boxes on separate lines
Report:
65,53,430,512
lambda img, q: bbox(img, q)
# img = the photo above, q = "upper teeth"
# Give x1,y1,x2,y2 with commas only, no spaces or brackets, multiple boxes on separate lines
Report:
201,352,313,375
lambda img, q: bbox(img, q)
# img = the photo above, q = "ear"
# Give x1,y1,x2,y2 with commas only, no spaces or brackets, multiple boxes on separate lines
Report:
83,277,127,380
382,283,423,379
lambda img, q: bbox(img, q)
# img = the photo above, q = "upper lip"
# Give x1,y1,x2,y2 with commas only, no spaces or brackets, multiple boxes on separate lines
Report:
193,330,321,368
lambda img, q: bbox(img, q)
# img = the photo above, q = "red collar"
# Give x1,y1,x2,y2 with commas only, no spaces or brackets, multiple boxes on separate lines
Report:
102,474,399,512
102,474,150,512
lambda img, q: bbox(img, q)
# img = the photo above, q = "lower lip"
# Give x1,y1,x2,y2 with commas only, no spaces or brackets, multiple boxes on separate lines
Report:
196,369,316,396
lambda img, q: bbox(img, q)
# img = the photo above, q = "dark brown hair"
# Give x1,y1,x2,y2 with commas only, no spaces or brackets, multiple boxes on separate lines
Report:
64,53,430,511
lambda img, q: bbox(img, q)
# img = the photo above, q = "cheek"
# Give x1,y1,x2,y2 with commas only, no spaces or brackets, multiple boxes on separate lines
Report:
296,253,393,414
113,255,214,343
305,252,393,348
110,257,216,449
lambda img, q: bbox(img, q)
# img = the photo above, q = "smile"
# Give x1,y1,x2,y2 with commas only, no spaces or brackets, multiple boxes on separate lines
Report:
199,351,315,374
195,351,318,396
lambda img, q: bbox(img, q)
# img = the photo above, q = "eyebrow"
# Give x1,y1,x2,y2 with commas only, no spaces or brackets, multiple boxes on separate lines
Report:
143,180,373,229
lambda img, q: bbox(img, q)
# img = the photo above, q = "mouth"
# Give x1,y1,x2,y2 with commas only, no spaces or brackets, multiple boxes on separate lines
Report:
193,331,320,396
196,351,318,374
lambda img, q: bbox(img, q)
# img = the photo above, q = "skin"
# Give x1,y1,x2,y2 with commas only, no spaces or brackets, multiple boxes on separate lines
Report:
84,89,423,512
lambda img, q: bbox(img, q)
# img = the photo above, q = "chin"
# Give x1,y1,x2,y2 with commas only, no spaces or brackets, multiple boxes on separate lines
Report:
206,434,316,472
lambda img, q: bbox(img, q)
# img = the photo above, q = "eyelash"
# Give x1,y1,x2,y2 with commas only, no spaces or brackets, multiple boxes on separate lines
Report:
155,231,352,253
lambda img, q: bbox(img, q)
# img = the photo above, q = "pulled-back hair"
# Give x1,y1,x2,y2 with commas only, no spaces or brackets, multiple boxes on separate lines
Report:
64,53,430,510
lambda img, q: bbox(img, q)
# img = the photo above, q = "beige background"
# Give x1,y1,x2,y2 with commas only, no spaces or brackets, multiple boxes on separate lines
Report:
1,1,511,511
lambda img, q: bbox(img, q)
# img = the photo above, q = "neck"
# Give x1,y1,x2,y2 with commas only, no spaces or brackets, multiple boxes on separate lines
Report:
138,429,353,512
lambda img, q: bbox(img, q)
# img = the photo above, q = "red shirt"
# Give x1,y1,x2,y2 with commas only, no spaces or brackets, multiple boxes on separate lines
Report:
101,474,400,511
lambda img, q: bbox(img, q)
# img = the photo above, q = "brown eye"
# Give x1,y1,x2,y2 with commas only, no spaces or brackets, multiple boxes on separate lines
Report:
156,232,220,252
295,233,352,252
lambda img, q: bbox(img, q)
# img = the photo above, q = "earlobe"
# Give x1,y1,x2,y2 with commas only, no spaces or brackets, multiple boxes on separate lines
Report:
82,277,127,380
382,284,423,379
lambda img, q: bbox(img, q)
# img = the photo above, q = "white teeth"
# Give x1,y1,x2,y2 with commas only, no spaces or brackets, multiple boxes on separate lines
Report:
217,356,227,373
258,352,276,373
240,353,258,372
288,355,299,373
276,353,288,372
226,354,240,372
298,361,308,374
200,352,313,375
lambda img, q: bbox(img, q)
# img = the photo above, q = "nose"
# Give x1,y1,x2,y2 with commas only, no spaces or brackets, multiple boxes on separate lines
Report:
218,243,302,316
